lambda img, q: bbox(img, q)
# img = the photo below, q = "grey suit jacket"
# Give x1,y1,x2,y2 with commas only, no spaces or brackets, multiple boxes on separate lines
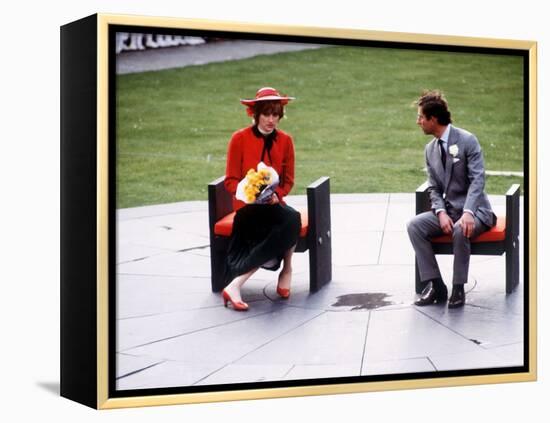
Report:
425,125,496,228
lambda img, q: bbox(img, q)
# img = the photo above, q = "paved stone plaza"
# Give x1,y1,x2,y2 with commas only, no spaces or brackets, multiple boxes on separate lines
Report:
115,192,524,390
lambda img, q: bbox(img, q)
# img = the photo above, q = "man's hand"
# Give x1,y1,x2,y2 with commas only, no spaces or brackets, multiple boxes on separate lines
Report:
438,211,454,235
458,212,475,238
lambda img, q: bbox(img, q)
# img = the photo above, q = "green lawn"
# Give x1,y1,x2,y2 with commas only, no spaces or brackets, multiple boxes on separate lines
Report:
116,45,524,208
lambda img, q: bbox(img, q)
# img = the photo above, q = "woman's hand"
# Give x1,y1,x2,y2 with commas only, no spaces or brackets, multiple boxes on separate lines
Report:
269,193,280,205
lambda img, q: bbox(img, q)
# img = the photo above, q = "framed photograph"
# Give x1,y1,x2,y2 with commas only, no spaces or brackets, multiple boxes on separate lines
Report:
60,13,537,409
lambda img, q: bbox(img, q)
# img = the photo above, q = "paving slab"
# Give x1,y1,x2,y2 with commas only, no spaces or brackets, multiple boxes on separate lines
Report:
134,210,210,238
117,274,214,319
117,200,207,220
414,305,523,349
117,219,209,251
122,303,323,366
116,353,164,379
332,231,382,266
430,348,520,371
363,357,436,376
116,242,168,264
234,311,369,368
284,364,361,381
363,308,484,363
378,230,415,265
384,196,415,231
117,250,212,278
485,342,524,365
117,301,276,352
331,202,388,232
195,364,294,386
116,359,220,390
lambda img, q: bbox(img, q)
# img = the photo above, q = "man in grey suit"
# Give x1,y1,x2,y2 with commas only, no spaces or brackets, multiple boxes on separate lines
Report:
407,91,496,308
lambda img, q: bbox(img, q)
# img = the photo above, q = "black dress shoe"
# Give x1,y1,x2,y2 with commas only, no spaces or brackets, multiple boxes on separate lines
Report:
414,282,448,306
448,285,465,309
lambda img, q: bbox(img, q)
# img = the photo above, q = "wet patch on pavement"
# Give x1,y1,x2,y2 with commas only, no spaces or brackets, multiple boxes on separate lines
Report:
332,293,394,310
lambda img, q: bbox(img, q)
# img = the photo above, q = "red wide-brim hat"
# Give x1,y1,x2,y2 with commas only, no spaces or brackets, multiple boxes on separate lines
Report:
240,87,295,107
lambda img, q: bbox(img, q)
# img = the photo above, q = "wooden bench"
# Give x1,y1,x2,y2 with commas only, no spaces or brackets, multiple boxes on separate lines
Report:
414,182,520,294
208,176,332,293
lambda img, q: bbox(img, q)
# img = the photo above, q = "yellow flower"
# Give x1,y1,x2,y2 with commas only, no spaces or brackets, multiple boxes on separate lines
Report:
243,167,272,203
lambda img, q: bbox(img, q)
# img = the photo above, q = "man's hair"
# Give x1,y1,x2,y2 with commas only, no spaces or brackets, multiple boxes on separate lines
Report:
417,90,452,125
253,100,284,123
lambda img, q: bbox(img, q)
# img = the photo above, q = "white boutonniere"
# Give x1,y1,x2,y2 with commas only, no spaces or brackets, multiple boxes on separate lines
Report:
449,144,459,157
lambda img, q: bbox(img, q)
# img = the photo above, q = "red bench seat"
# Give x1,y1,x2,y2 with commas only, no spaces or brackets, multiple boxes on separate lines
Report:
431,215,506,243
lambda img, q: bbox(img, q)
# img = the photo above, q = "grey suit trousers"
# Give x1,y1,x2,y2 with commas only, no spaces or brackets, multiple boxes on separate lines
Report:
407,211,489,285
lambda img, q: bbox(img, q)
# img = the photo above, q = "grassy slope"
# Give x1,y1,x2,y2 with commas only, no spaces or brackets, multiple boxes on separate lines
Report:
116,45,524,208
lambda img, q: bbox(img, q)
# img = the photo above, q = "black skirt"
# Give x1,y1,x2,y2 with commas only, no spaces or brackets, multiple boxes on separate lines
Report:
225,203,302,284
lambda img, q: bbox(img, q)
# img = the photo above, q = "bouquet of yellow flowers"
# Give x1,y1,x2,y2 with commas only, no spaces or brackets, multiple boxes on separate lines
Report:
236,162,279,204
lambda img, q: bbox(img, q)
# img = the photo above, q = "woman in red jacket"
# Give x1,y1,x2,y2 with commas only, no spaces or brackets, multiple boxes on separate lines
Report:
222,87,301,311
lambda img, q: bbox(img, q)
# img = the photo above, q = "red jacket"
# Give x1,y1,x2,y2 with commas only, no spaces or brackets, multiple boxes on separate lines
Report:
225,126,296,210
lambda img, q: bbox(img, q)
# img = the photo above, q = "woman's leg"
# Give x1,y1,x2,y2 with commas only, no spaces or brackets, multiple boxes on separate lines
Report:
224,267,259,303
277,244,296,291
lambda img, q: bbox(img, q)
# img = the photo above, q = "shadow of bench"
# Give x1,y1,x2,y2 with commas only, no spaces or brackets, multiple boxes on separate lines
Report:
208,176,332,293
414,182,520,294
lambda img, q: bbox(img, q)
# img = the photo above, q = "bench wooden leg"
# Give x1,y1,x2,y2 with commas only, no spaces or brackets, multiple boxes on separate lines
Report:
210,239,228,292
308,235,331,292
307,177,332,292
505,184,520,294
506,237,520,294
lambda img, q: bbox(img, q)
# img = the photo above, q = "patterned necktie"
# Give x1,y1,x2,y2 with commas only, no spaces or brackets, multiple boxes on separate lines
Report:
438,139,447,169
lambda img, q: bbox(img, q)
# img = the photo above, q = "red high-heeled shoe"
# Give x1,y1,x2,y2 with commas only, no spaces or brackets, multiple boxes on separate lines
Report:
276,286,290,299
222,289,249,311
